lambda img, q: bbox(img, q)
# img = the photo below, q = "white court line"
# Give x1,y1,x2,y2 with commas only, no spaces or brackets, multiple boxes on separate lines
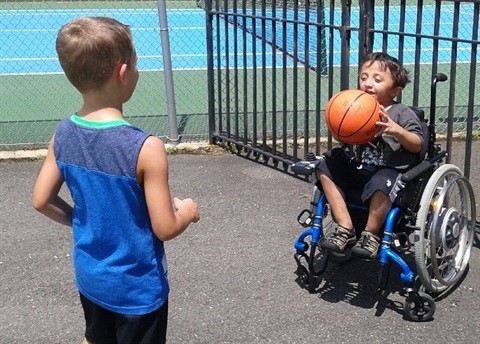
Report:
0,8,204,15
1,26,205,33
1,60,474,78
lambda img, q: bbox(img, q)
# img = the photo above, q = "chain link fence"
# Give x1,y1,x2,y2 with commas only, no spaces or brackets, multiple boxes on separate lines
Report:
1,0,209,150
1,0,478,151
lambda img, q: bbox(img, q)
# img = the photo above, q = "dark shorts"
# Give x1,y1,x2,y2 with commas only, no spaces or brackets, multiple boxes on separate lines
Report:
317,152,404,204
80,293,168,344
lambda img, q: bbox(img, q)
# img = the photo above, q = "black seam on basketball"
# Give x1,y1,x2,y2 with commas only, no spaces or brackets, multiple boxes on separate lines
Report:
337,93,371,138
338,94,379,143
340,98,378,137
337,92,369,136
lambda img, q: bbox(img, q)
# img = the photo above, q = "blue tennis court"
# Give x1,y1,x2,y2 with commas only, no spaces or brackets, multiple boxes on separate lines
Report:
1,5,477,75
1,9,209,74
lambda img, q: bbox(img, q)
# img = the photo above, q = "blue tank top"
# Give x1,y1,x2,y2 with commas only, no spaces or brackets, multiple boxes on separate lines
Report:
54,115,169,315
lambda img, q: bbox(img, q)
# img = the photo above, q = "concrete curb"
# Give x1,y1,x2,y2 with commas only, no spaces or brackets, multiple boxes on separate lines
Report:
0,149,49,161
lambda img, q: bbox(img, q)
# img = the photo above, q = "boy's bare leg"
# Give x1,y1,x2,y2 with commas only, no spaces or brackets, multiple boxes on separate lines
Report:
318,172,353,229
81,339,90,344
365,190,391,234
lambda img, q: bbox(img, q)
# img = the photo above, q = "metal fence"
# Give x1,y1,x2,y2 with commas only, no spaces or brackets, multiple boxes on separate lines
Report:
1,0,210,150
205,0,479,177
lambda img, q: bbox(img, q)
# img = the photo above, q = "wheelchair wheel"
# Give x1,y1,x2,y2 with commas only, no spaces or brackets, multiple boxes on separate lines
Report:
414,164,476,293
404,292,436,322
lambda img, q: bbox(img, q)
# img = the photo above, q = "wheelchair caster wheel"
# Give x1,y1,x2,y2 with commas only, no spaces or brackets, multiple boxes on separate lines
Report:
403,292,436,322
294,253,314,292
296,264,309,286
295,263,318,293
294,251,322,293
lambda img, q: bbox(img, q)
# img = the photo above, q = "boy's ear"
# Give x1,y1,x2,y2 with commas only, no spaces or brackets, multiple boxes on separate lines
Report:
390,86,403,98
117,62,129,85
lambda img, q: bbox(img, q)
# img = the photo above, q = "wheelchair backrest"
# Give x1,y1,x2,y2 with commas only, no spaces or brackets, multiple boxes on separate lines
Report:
409,106,429,162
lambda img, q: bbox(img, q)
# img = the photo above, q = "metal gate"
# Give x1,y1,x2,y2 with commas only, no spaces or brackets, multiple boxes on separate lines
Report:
203,0,479,177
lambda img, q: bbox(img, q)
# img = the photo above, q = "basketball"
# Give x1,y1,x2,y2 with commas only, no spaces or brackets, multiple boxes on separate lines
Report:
325,89,381,145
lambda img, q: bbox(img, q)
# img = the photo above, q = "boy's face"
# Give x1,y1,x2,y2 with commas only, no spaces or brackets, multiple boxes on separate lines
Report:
359,61,402,107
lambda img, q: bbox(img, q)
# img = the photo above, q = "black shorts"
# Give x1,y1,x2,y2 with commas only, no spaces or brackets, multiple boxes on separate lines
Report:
80,293,168,344
317,152,404,204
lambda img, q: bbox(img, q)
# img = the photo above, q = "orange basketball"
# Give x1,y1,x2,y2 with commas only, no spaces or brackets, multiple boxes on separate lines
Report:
325,89,381,145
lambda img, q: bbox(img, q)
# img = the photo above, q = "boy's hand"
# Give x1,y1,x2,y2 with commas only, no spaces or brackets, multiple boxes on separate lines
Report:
173,197,200,223
375,105,402,137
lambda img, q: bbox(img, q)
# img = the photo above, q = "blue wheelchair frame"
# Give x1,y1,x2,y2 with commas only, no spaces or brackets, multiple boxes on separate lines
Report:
295,194,416,284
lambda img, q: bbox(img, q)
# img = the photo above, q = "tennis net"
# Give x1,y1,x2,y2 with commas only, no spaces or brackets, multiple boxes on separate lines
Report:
201,0,328,73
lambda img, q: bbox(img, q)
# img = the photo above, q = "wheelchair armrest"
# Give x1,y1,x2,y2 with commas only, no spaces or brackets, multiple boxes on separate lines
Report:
291,157,324,176
401,160,433,183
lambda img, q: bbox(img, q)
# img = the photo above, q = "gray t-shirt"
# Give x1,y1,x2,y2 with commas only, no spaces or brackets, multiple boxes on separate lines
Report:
346,102,426,170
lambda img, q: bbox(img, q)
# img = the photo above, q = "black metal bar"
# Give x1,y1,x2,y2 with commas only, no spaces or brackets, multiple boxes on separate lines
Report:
446,0,461,164
428,73,448,160
223,0,231,139
463,1,479,179
232,0,239,141
205,0,216,144
361,0,374,58
340,0,351,91
281,0,288,160
315,0,325,156
303,0,311,159
261,1,267,150
292,1,299,162
215,1,223,137
242,0,248,145
430,0,441,84
271,0,278,157
327,0,335,150
382,0,390,52
411,0,423,107
251,0,258,148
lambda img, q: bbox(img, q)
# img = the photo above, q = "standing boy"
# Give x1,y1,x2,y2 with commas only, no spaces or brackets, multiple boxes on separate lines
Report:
33,17,199,343
318,52,425,259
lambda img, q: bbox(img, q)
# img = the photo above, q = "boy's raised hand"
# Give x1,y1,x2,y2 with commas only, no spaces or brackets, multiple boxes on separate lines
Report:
375,105,402,137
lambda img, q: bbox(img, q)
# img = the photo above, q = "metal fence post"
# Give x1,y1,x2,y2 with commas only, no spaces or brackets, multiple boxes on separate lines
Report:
156,0,179,144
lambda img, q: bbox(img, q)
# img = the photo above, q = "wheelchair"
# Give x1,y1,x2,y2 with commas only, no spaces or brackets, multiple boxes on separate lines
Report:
291,73,477,322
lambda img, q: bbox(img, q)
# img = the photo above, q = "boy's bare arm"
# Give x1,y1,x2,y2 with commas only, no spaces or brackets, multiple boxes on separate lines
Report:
32,137,73,226
138,136,199,241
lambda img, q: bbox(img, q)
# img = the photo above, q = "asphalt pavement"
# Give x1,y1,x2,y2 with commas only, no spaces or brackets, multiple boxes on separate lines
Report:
1,149,479,343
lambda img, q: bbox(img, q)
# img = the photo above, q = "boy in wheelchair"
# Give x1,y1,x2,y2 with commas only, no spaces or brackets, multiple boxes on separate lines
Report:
317,52,426,259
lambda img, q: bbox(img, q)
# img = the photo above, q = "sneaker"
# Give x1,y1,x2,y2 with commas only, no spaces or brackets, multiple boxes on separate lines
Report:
321,225,356,252
351,231,381,259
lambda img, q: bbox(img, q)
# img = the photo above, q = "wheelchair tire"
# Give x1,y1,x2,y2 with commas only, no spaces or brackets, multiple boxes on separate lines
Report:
403,292,436,322
414,164,476,293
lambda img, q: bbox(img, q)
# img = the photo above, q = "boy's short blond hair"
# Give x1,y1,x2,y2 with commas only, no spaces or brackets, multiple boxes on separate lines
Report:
56,17,135,92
